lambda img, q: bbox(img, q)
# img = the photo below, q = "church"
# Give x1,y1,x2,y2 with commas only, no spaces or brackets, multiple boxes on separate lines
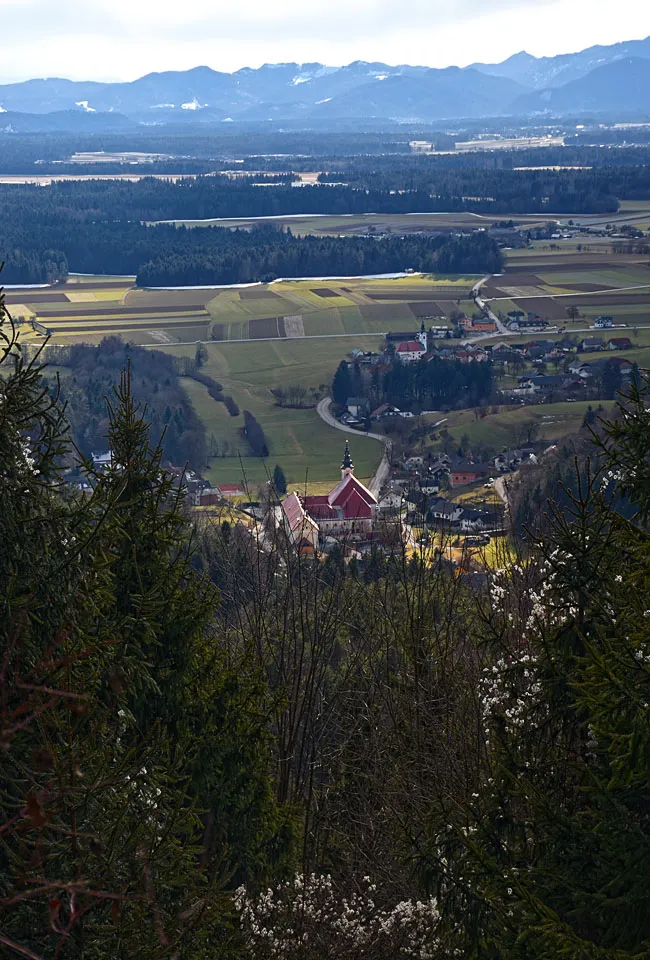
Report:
280,442,379,552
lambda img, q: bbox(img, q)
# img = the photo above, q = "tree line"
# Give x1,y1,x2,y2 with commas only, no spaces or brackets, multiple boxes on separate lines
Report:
0,183,504,282
334,354,495,412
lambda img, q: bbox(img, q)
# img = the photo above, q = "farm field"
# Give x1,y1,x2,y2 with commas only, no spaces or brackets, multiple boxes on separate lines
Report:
151,211,553,235
483,249,650,333
425,401,616,451
7,236,649,492
10,273,473,347
161,337,386,489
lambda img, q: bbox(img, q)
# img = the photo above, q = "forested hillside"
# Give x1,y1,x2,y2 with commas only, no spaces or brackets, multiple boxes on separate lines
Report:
54,338,206,468
4,273,650,958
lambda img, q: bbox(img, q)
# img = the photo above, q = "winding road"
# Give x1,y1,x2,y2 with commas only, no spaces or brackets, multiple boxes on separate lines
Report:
316,397,392,496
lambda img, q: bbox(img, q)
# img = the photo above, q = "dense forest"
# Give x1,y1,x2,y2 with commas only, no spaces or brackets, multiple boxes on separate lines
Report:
2,152,650,281
4,284,650,959
334,354,495,412
0,183,504,282
45,338,207,469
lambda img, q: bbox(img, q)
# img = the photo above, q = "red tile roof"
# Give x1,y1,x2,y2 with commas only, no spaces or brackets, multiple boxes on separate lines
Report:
397,340,424,353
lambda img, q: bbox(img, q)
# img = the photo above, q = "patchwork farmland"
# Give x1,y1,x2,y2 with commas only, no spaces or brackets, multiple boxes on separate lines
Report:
7,239,650,488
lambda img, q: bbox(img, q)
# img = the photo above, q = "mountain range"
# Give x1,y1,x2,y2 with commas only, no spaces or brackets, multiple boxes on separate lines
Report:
1,35,649,128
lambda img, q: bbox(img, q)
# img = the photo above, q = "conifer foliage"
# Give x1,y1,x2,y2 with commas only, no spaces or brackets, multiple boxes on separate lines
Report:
0,301,283,959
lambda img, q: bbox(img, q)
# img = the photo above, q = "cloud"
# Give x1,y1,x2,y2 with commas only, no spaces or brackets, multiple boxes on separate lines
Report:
0,0,647,82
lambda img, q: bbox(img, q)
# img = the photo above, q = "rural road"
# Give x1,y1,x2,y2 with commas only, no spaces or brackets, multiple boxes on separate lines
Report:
316,397,392,496
467,276,510,342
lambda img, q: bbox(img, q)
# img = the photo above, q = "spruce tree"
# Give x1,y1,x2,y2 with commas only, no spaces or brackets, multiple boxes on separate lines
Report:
0,303,287,958
331,361,352,406
272,464,287,496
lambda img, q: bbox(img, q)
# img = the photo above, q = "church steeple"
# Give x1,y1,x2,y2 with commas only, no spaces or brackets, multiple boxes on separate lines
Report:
418,318,427,350
341,440,354,478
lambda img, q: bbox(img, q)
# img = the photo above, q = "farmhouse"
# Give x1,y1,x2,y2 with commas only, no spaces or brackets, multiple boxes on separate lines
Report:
608,337,633,350
450,461,492,487
593,315,614,329
581,337,604,352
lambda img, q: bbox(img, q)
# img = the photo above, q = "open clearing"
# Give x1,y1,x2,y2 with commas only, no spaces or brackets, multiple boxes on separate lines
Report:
162,338,386,488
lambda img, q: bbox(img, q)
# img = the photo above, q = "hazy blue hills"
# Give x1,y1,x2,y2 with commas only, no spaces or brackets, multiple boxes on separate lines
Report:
513,57,650,115
471,35,650,89
1,35,649,127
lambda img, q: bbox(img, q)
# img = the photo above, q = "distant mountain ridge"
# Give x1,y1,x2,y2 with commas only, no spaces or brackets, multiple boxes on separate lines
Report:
1,35,649,126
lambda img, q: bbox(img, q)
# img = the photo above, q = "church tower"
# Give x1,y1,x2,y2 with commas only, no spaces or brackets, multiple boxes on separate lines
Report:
417,318,428,350
341,440,354,479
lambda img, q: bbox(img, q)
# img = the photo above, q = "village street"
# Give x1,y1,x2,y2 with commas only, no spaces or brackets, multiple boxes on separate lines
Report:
316,397,392,496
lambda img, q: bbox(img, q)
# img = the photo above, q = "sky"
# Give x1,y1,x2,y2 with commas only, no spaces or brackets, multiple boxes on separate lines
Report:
0,0,649,82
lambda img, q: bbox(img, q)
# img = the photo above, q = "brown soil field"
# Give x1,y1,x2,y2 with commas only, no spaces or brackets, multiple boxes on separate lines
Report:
239,287,282,301
125,289,215,308
358,302,412,322
408,300,447,317
311,288,340,298
39,304,208,319
491,273,544,286
65,281,133,291
509,297,572,321
4,292,70,305
249,316,285,339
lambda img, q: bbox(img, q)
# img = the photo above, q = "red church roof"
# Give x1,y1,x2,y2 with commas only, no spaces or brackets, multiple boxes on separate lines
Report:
397,340,424,353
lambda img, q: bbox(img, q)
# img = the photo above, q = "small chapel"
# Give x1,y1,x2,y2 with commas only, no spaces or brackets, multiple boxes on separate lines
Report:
281,442,379,551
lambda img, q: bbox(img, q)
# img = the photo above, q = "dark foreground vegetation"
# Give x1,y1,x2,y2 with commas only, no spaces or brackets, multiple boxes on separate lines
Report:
4,294,650,959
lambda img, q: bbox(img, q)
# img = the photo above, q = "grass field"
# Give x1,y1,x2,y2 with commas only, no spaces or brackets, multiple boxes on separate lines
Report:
426,401,615,451
162,337,386,488
151,212,551,235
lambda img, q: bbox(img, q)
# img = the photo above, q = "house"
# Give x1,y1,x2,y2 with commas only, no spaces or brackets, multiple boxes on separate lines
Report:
428,498,464,524
404,455,425,470
568,358,590,377
198,488,222,507
456,316,474,332
378,491,403,513
608,337,633,351
593,315,614,329
218,483,245,498
418,470,441,495
370,403,398,420
429,325,452,339
91,451,113,469
459,509,501,532
450,461,492,487
346,397,369,418
472,319,497,332
506,310,526,327
581,337,604,352
396,340,427,362
527,374,572,395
